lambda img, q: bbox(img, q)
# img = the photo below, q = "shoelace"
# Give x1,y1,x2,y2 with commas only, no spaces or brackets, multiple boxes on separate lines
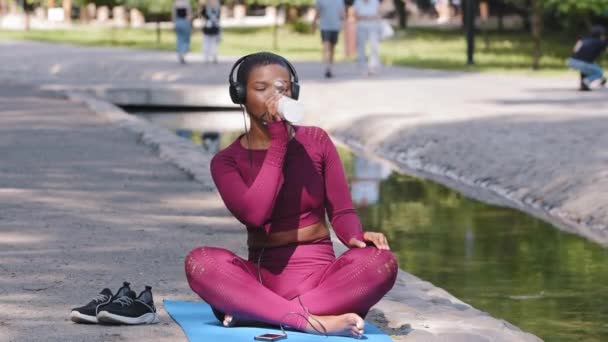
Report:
91,294,110,303
113,296,134,307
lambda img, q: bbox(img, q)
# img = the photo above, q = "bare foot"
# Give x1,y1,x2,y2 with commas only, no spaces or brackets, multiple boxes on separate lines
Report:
306,313,365,338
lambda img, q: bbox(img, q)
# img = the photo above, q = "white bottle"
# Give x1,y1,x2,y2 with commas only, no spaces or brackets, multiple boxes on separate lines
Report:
273,80,303,123
277,96,304,123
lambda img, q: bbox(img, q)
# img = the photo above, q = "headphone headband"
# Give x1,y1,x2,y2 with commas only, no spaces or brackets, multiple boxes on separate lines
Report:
228,54,251,87
228,52,300,104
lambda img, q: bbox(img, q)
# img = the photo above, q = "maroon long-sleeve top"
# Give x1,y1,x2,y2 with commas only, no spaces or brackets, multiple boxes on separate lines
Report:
210,122,364,246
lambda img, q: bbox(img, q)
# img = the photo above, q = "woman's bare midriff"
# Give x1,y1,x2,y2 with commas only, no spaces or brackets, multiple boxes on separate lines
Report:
247,221,330,249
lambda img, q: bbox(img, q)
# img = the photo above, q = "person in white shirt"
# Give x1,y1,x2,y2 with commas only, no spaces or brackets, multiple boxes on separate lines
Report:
353,0,382,76
200,0,222,64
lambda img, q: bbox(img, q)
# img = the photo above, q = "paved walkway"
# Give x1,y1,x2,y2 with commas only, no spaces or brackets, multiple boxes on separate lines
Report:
0,84,205,341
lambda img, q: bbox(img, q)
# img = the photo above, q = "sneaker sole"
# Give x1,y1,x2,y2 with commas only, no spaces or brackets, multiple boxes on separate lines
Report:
97,311,159,325
70,311,98,324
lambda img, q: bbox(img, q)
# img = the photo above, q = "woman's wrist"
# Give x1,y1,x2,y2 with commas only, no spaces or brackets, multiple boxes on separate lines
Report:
267,121,290,144
263,123,288,168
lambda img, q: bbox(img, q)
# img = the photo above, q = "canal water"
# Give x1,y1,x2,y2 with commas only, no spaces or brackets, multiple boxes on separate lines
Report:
134,111,608,342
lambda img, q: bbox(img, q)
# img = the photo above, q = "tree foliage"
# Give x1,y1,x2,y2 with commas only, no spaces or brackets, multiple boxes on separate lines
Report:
71,0,316,16
544,0,608,16
23,0,317,15
121,0,174,15
246,0,314,5
503,0,608,69
506,0,608,26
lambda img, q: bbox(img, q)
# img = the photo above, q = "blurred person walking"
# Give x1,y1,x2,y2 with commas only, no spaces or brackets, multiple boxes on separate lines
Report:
200,0,222,64
314,0,347,78
353,0,382,76
567,25,607,91
173,0,193,64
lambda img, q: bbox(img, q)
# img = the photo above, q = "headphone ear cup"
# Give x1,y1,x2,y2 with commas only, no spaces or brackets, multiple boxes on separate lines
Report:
291,83,300,101
229,83,246,104
229,84,239,104
236,84,246,104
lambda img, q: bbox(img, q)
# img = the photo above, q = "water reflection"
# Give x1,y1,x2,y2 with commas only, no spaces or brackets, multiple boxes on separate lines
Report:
175,129,222,153
133,111,242,154
351,156,392,206
340,148,608,342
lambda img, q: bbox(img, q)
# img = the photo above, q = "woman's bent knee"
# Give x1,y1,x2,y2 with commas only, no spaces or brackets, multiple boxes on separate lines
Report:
185,246,233,278
376,249,399,281
357,248,398,281
345,247,399,279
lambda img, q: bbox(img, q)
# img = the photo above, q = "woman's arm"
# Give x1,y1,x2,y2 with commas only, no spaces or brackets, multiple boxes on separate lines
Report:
210,122,289,230
321,130,365,246
573,39,583,53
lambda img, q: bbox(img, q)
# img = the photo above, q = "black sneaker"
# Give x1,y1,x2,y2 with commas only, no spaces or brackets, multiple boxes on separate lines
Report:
324,70,333,79
97,286,159,325
579,73,591,91
69,281,131,324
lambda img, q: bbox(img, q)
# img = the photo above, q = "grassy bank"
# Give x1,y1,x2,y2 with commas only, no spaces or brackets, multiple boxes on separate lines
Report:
0,25,597,74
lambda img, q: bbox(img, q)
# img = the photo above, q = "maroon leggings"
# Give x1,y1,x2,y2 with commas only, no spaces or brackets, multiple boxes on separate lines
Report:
184,237,398,331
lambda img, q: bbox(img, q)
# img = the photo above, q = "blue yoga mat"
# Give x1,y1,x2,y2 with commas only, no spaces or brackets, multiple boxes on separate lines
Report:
164,300,392,342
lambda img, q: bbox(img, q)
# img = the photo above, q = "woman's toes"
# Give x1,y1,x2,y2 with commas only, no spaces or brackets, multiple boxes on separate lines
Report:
352,315,365,337
223,314,234,327
355,317,365,330
351,328,364,338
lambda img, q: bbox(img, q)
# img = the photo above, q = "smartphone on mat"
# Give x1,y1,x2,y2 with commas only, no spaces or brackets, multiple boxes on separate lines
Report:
254,333,287,341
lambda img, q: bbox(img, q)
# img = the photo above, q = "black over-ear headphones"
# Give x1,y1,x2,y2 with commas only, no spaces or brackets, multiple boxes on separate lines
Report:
228,52,300,105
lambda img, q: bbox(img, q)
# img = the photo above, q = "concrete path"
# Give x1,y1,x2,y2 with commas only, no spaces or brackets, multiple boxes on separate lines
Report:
0,84,209,341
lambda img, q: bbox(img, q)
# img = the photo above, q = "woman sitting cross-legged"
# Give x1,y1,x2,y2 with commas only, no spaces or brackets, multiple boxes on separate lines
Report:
185,52,398,338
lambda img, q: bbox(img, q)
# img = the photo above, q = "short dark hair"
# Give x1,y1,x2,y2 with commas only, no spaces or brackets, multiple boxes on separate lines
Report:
236,52,291,86
591,25,606,38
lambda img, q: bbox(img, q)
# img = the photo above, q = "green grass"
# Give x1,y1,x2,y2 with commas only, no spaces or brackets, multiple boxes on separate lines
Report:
0,25,603,74
382,28,585,74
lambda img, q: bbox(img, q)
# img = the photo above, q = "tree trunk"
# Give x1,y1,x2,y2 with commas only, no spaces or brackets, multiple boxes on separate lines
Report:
156,20,161,47
583,15,593,30
464,0,476,65
287,5,298,23
273,5,280,51
522,0,531,32
531,0,542,70
25,12,30,31
497,0,504,31
0,0,7,16
393,0,406,29
63,0,72,22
